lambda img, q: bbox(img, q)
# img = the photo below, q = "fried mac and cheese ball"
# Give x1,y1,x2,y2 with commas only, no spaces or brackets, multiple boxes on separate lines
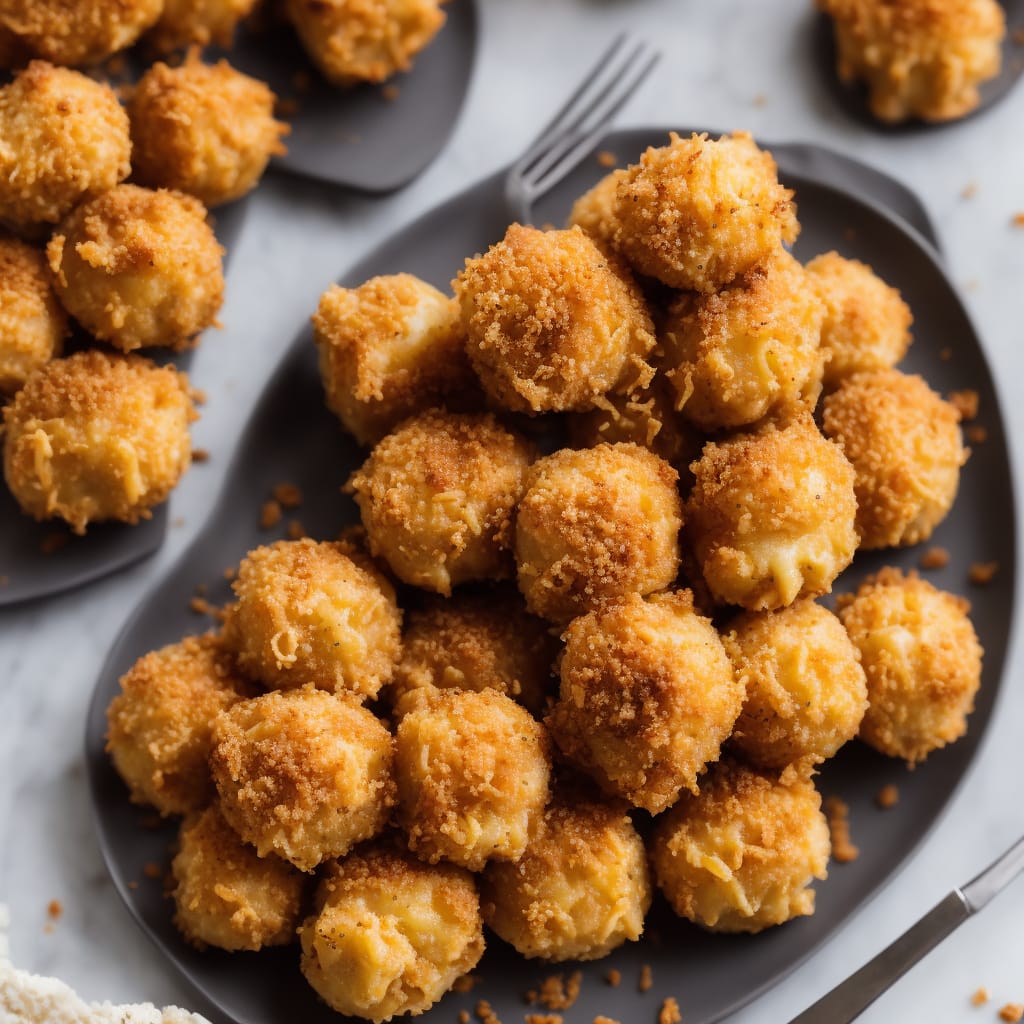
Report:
515,443,682,623
347,410,534,595
3,351,195,533
566,168,626,252
211,687,396,872
817,0,1006,123
394,689,551,871
837,568,983,764
724,600,868,769
222,538,401,699
822,369,965,549
148,0,257,51
300,844,484,1022
454,224,655,414
172,805,305,951
0,63,130,235
686,414,858,610
650,760,830,933
129,56,288,209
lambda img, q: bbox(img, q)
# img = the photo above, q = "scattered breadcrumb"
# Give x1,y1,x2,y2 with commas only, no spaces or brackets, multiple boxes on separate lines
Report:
190,388,207,405
46,900,62,920
639,964,653,993
40,532,69,555
1014,28,1024,44
188,596,225,621
191,448,210,463
967,425,988,445
659,997,682,1024
458,1012,470,1024
382,84,400,101
260,500,282,529
593,1018,623,1024
223,567,236,581
824,796,859,863
1013,214,1024,228
272,483,303,508
971,987,991,1006
127,880,139,890
143,862,163,880
919,546,950,570
452,974,480,993
475,999,502,1024
876,784,899,809
277,98,300,118
528,973,582,1011
43,924,54,934
286,519,307,540
753,92,767,106
999,1004,1023,1023
948,390,979,420
969,561,998,585
605,968,621,988
962,181,979,199
525,1015,563,1024
597,150,617,168
940,347,954,361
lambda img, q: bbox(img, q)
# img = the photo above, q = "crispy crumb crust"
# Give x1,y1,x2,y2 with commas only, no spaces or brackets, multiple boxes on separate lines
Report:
566,168,627,252
147,0,258,51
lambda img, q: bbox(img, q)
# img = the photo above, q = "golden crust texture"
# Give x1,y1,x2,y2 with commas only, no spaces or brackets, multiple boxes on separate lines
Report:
394,689,551,871
172,805,305,951
3,350,195,533
222,538,401,699
724,599,868,769
148,0,257,51
686,414,858,610
837,568,982,764
0,62,131,234
515,442,682,624
566,168,627,251
210,687,397,872
822,369,965,549
129,56,288,208
348,410,534,595
300,843,484,1023
454,224,656,414
650,760,830,933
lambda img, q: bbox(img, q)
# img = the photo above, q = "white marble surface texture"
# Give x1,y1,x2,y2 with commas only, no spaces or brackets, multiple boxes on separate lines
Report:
3,0,1024,1021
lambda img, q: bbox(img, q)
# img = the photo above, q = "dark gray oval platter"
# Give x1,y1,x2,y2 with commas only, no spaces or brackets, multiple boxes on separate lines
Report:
86,128,1016,1024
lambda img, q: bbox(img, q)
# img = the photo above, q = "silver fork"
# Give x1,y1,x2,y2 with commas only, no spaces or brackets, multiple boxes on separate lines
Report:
504,34,661,226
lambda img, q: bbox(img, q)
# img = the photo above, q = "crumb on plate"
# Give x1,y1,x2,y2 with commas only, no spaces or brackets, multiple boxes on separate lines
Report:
639,964,653,993
660,997,682,1024
919,546,950,570
824,796,859,863
969,561,998,585
948,389,979,420
876,784,900,809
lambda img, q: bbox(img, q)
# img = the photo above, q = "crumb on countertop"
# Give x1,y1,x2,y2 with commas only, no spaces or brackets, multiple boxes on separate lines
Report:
191,448,210,463
597,150,617,168
876,784,899,809
971,987,990,1006
824,795,859,863
659,997,682,1024
605,968,621,988
961,181,978,199
919,546,950,570
190,388,207,406
753,92,767,106
639,964,653,993
260,500,282,529
1013,214,1024,228
969,561,998,586
948,390,979,420
272,483,303,508
999,1004,1024,1023
46,900,62,920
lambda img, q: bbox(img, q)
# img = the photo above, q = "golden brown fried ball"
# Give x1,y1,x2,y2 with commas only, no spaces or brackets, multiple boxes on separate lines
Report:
300,843,484,1023
837,568,983,764
515,442,682,624
347,410,534,595
724,599,868,770
818,0,1005,123
480,792,650,962
3,350,195,533
822,369,965,550
662,249,825,432
211,687,396,872
686,414,858,611
106,634,251,817
394,689,551,871
286,0,447,86
47,184,224,352
566,168,626,252
0,236,67,395
0,63,130,235
454,224,656,414
806,252,913,389
610,131,799,293
172,805,305,951
314,274,474,447
222,538,401,699
547,591,742,813
650,760,830,933
148,0,257,51
129,56,288,209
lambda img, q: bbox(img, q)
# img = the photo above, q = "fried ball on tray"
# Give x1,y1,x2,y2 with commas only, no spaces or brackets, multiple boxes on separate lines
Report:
210,687,396,872
148,0,257,51
650,759,830,933
566,168,626,252
454,224,656,414
515,442,682,624
222,538,401,699
47,184,224,352
837,568,983,765
300,843,484,1023
106,634,252,817
686,414,858,611
347,410,534,595
822,369,966,549
172,805,305,951
724,599,868,770
0,63,130,235
129,56,288,209
395,689,551,871
3,350,195,533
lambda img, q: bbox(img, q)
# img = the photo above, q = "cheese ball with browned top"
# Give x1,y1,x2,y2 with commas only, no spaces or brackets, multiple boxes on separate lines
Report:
300,843,484,1023
0,63,130,235
567,168,627,252
515,442,682,624
454,224,656,414
3,350,195,533
394,689,551,871
211,687,396,872
47,185,224,352
650,760,830,933
129,56,288,209
222,538,401,699
686,414,858,610
148,0,257,51
837,568,983,764
822,369,965,549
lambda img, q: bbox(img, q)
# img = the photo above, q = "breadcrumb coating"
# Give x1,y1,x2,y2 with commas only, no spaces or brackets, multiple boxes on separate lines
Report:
148,0,257,51
454,224,655,414
566,169,626,252
3,350,195,533
837,568,982,764
650,760,830,933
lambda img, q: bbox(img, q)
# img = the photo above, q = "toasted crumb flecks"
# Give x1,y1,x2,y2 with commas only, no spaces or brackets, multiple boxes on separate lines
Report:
824,796,859,863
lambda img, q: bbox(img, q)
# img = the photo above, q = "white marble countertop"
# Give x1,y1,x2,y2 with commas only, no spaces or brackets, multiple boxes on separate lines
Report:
3,0,1024,1020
